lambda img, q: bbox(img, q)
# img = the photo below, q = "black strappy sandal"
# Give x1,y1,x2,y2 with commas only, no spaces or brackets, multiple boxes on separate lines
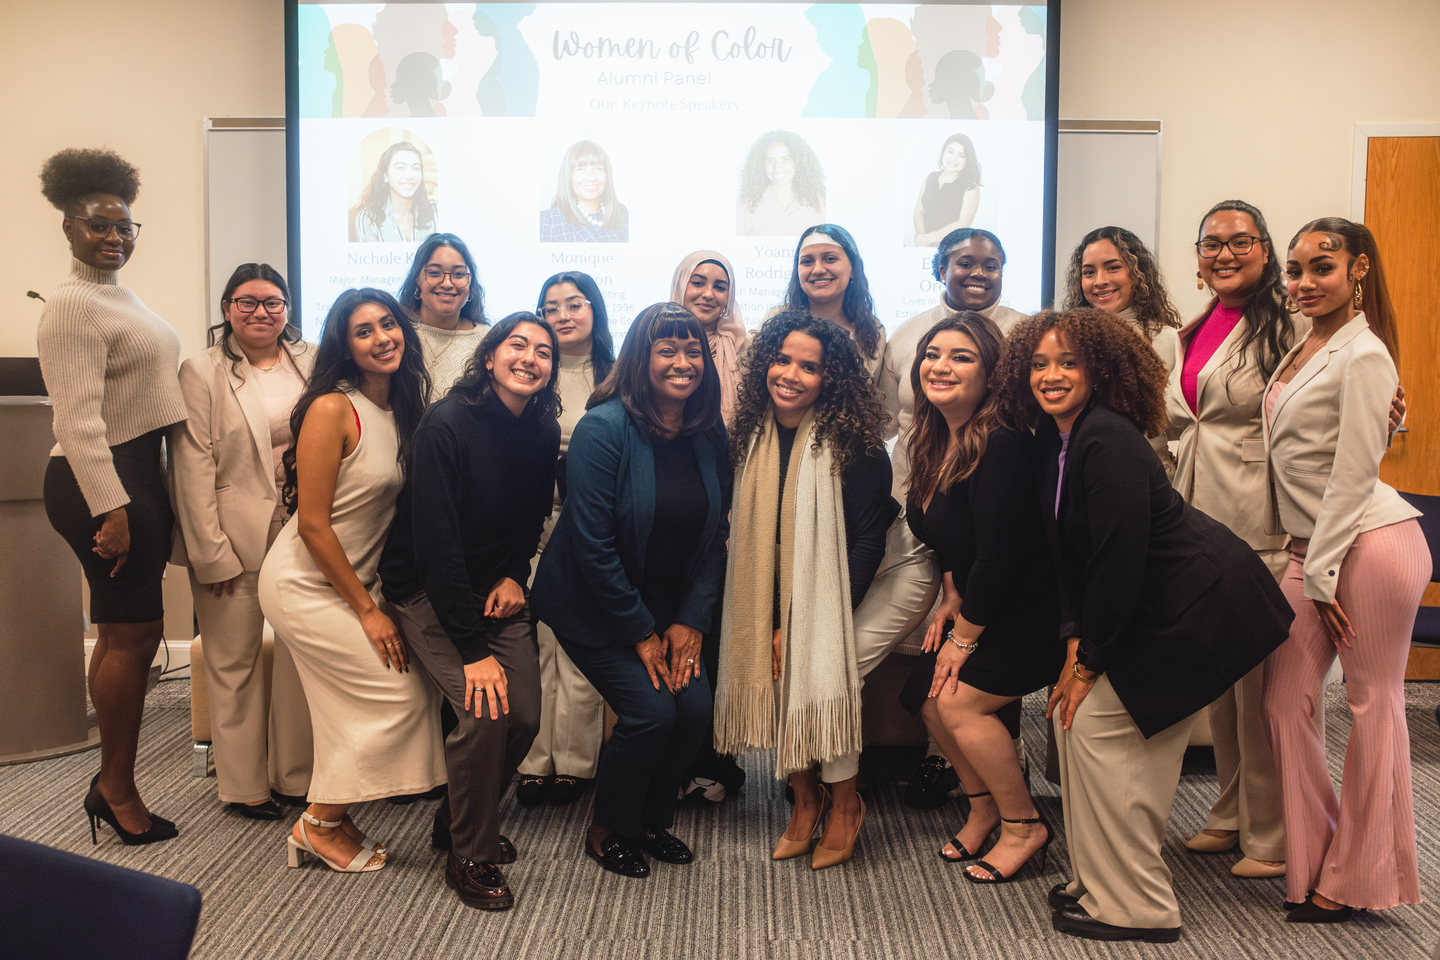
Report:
938,791,996,863
965,811,1054,883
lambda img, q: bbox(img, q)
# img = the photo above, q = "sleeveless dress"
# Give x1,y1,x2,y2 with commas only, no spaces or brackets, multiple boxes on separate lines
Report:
258,389,445,805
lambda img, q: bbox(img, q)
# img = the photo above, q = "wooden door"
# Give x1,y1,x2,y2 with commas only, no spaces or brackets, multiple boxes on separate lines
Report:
1366,136,1439,496
1366,137,1440,677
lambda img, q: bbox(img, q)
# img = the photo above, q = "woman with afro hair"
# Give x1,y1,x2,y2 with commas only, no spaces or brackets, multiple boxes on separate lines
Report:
995,308,1292,941
714,311,898,870
37,148,187,846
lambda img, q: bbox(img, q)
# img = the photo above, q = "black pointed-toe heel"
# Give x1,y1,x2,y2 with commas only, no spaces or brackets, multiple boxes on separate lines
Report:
90,773,175,829
84,785,178,846
965,811,1053,884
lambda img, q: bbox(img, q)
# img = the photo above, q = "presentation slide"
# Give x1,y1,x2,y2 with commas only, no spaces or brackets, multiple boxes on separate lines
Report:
293,2,1050,342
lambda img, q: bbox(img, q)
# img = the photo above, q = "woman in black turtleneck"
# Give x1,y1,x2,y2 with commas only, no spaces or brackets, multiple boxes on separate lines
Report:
379,312,560,911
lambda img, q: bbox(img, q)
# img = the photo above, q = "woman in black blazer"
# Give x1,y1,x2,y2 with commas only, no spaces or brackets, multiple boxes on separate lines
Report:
531,302,731,879
995,308,1293,943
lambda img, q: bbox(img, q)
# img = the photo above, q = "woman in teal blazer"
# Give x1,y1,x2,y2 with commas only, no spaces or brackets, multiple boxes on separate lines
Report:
532,302,731,879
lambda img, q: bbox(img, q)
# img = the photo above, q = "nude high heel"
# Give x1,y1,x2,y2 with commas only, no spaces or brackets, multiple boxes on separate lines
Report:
773,785,831,860
811,796,865,870
286,812,386,873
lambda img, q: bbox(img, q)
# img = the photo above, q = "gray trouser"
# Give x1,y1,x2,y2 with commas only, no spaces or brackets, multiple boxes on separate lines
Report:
391,593,541,863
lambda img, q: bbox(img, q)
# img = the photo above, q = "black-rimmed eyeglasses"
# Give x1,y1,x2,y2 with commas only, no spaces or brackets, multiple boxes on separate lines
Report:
225,297,288,314
420,267,471,283
1195,235,1261,258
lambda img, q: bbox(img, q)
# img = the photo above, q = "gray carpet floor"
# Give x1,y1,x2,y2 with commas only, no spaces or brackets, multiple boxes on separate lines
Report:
3,680,1438,959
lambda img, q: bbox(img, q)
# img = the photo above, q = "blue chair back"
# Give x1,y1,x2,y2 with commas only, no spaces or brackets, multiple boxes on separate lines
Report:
1398,491,1440,584
0,833,202,960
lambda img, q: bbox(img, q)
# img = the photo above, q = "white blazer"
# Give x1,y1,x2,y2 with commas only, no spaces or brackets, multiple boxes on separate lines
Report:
1263,313,1418,603
171,337,315,583
1166,301,1307,552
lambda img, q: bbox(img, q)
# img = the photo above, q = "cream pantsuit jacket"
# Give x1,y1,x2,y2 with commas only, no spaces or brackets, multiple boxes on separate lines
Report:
171,338,314,580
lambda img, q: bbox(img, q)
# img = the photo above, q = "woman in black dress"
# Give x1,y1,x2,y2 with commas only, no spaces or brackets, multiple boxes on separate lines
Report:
897,312,1062,883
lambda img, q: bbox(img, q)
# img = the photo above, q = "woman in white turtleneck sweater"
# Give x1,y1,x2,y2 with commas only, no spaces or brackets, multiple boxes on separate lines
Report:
1064,226,1182,478
396,233,490,399
514,271,617,807
37,148,186,845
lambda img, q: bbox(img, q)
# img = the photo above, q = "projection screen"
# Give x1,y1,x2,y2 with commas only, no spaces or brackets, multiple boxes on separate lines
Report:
287,1,1057,341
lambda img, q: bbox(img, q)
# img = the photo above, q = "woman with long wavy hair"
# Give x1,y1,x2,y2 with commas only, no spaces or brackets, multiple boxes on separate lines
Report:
715,311,897,870
395,232,488,397
258,288,444,874
736,130,826,236
351,141,437,242
894,312,1061,883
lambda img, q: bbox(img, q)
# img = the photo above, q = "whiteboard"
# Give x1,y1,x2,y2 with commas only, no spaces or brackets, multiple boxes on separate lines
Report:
204,118,1162,322
204,118,288,338
1054,120,1162,303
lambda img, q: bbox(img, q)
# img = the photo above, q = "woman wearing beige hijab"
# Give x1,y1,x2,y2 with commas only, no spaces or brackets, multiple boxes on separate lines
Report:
669,251,747,428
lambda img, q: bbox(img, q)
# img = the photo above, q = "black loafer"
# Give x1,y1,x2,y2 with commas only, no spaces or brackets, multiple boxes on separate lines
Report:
444,854,513,910
904,755,959,809
270,789,308,808
497,834,517,864
642,827,694,864
1052,903,1180,943
516,775,551,808
229,799,283,821
585,834,650,878
1048,883,1080,911
549,775,589,806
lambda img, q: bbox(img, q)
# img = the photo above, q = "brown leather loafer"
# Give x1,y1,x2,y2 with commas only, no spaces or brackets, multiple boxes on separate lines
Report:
444,854,514,910
497,834,517,864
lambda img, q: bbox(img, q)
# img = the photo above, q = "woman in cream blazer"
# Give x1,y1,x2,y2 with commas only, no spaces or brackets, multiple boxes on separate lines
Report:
1164,200,1301,878
1260,218,1426,922
172,264,315,818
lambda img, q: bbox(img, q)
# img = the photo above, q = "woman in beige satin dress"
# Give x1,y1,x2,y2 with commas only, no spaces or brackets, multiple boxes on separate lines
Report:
259,288,444,874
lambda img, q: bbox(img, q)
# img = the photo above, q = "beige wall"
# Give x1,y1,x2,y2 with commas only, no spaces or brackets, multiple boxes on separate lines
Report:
1059,0,1440,318
5,1,1438,360
3,0,285,359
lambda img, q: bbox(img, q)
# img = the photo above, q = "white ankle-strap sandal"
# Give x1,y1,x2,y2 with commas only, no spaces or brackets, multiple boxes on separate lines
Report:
286,812,386,872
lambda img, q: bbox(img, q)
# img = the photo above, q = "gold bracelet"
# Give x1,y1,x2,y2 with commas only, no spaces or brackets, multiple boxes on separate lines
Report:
1072,661,1095,683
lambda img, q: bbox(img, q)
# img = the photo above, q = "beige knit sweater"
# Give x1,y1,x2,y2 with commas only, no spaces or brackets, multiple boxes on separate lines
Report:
37,259,186,516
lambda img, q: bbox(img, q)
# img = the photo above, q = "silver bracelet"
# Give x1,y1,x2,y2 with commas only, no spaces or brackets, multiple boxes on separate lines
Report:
947,634,979,654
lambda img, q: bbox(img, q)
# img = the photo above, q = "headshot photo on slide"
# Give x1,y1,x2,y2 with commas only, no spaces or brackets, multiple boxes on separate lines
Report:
910,132,982,247
539,138,629,243
735,129,826,237
348,128,440,242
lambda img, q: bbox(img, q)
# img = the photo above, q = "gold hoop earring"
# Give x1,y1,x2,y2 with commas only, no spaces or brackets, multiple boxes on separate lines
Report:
1196,271,1204,291
1353,284,1363,308
1284,296,1299,314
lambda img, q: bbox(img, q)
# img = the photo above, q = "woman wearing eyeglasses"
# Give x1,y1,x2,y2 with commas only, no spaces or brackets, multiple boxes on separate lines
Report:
397,233,489,398
37,148,187,845
171,263,316,820
514,272,617,808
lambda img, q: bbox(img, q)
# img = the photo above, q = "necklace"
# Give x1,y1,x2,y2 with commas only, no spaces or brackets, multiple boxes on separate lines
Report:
1285,335,1331,377
251,351,283,373
424,327,465,370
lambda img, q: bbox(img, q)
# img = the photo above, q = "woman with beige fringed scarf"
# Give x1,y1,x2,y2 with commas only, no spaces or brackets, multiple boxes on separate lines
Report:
715,312,898,870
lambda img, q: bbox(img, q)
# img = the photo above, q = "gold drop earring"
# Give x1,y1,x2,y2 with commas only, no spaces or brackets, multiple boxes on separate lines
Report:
1353,283,1364,308
1284,296,1299,313
1196,271,1204,290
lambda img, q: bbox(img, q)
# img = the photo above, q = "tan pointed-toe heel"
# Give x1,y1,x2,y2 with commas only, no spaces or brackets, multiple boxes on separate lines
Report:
1184,830,1238,853
812,796,865,870
1231,857,1286,878
773,786,830,860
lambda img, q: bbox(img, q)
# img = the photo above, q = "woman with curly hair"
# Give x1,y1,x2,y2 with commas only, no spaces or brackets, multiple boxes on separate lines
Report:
715,312,898,869
1063,226,1181,477
777,225,885,372
995,309,1292,942
1261,219,1426,922
351,140,437,242
258,289,444,874
736,130,826,236
892,312,1061,884
37,148,186,846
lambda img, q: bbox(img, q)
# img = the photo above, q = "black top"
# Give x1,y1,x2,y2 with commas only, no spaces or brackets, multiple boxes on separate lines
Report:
1039,402,1293,737
776,424,898,614
379,393,560,663
640,434,709,630
921,170,970,233
907,426,1056,630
